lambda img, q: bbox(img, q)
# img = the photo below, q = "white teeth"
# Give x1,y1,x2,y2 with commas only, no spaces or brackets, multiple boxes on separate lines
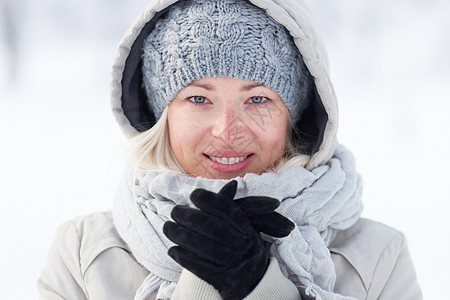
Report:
209,156,248,165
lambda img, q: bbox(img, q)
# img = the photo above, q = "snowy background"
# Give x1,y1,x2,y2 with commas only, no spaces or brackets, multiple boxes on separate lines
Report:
1,0,449,298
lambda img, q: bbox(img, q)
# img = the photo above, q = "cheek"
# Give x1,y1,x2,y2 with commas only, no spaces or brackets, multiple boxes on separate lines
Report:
168,108,205,154
258,115,288,153
267,128,287,156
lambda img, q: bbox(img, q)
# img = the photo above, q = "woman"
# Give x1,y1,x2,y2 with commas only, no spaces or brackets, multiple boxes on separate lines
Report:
38,0,422,299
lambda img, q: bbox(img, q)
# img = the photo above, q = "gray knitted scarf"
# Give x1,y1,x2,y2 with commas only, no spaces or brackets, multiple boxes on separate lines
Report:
113,145,363,300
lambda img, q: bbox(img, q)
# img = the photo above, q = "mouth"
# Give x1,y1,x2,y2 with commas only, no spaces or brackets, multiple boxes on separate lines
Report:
204,154,252,165
202,152,254,174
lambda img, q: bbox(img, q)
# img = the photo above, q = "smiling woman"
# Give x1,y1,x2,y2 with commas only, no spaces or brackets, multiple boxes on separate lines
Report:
128,76,310,180
38,0,422,299
167,77,290,179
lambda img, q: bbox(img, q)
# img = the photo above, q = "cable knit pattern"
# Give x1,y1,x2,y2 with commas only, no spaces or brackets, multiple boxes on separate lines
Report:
141,0,313,122
113,145,362,300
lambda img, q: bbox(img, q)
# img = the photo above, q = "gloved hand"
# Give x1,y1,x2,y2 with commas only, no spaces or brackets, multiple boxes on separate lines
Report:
163,180,295,300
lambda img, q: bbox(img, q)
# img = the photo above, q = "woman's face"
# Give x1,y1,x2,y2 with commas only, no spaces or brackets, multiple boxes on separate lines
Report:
167,77,289,179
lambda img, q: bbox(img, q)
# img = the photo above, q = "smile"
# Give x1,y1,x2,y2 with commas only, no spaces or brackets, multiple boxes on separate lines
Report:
207,155,250,165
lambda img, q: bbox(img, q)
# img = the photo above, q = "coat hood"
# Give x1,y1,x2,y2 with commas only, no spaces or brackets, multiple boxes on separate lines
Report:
110,0,338,170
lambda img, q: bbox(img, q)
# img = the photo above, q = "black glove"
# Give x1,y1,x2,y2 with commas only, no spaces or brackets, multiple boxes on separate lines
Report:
163,180,295,300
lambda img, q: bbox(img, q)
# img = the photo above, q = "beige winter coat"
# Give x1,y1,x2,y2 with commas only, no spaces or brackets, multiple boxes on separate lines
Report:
38,212,421,299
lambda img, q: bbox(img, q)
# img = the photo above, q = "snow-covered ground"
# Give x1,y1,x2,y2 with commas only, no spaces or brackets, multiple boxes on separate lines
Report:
1,0,449,298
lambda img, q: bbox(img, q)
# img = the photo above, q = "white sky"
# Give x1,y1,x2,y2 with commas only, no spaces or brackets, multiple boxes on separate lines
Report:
1,0,449,298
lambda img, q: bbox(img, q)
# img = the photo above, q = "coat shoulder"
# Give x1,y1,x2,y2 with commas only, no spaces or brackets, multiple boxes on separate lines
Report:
329,218,407,291
330,218,404,253
39,212,150,299
58,211,130,274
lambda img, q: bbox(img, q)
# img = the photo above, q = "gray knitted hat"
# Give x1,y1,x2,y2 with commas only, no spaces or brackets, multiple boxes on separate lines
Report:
141,0,313,122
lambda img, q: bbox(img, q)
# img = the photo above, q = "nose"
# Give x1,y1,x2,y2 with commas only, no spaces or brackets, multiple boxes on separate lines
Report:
211,106,247,146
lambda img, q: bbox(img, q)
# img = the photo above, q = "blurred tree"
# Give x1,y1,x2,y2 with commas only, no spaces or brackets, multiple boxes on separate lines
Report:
1,0,25,84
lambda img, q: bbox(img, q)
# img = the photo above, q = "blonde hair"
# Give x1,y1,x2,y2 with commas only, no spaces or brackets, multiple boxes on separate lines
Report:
127,106,310,175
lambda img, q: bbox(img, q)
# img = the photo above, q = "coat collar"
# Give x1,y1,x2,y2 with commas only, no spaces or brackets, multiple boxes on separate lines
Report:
329,218,402,291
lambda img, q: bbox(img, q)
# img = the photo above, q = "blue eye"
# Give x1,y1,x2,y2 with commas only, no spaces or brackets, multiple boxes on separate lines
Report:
249,96,268,104
188,96,209,104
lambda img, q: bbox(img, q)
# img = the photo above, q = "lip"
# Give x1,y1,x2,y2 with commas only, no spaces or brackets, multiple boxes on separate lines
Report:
205,150,253,158
203,152,254,174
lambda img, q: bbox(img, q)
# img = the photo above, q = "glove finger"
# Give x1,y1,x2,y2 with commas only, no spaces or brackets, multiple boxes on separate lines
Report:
190,189,249,234
163,221,233,265
168,246,221,276
171,206,243,247
218,180,238,199
248,213,295,238
234,196,280,216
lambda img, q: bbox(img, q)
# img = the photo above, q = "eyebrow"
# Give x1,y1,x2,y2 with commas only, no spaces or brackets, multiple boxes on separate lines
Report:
190,83,215,90
189,82,264,91
241,83,264,91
